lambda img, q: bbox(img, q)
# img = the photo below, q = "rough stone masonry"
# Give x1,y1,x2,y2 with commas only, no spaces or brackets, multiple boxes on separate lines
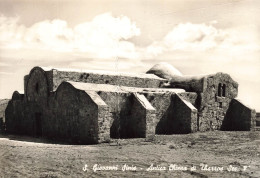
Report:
3,63,256,144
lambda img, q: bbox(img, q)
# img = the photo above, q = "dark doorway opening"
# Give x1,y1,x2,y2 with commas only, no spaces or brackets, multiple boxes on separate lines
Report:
35,112,42,137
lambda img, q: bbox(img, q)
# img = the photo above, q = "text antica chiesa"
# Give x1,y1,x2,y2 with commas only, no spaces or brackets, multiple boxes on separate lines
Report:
82,163,250,173
0,62,257,144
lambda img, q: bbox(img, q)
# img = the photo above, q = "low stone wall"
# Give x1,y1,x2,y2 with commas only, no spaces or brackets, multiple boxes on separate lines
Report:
222,99,256,131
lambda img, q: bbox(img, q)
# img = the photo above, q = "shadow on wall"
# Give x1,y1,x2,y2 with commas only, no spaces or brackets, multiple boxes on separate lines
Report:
156,98,175,134
110,93,151,139
156,95,197,134
221,99,256,131
108,94,134,139
110,112,121,139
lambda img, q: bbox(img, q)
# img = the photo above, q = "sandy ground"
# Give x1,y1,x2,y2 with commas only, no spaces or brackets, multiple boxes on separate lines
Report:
0,131,259,178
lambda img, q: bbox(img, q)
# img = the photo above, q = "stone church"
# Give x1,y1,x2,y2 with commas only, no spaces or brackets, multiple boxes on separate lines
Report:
4,63,256,144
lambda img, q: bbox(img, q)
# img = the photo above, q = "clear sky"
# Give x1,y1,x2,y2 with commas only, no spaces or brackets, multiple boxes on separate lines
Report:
0,0,259,110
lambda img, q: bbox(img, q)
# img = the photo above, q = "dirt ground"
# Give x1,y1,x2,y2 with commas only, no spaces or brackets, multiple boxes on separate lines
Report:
0,131,259,178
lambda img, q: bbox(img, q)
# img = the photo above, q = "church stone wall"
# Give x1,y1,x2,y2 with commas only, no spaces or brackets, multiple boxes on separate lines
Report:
178,92,198,107
96,91,156,139
97,91,131,138
144,92,173,132
45,82,111,144
26,67,50,104
158,71,241,132
5,83,112,144
198,73,238,131
4,65,257,145
52,70,165,91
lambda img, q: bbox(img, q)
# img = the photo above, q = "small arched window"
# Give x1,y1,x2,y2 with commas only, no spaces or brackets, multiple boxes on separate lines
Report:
222,84,226,97
218,83,222,96
35,83,39,94
217,83,226,97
